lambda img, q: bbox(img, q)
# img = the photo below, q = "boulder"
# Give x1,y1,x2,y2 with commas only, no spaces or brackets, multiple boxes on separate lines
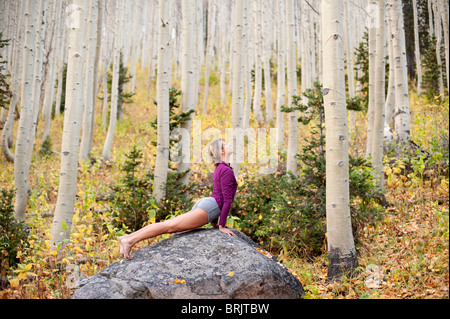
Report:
72,228,304,299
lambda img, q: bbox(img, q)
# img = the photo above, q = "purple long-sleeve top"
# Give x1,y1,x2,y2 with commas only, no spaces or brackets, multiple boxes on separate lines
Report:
211,162,238,227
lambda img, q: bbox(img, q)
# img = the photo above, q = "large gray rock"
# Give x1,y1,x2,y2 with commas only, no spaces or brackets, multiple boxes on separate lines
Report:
72,228,304,299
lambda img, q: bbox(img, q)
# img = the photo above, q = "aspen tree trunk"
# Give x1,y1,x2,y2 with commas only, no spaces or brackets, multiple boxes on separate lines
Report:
178,0,196,186
43,0,63,142
262,0,273,125
80,0,98,161
412,0,422,95
300,1,312,92
55,11,67,118
193,0,203,110
344,0,356,135
230,0,246,177
438,0,449,90
129,3,139,93
14,0,39,221
2,0,24,163
50,0,87,248
102,0,122,162
252,0,264,124
366,0,376,158
202,0,216,114
371,0,386,191
384,22,395,147
286,0,298,175
218,0,229,105
388,0,410,147
321,0,358,281
276,0,286,150
243,3,253,133
432,1,445,100
153,0,173,203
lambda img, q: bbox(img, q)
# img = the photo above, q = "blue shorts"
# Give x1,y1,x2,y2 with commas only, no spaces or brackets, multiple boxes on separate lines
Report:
192,197,221,222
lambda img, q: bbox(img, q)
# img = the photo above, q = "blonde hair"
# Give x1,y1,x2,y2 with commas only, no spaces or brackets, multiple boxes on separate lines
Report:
209,139,224,165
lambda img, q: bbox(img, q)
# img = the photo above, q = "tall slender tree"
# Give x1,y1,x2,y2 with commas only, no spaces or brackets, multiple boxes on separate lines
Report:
153,0,173,203
388,0,410,147
286,0,298,175
14,0,39,221
178,0,196,185
412,0,423,95
102,0,122,162
80,0,99,161
371,0,386,191
50,0,88,249
276,0,286,150
230,0,246,177
321,0,358,281
252,0,264,124
438,0,449,91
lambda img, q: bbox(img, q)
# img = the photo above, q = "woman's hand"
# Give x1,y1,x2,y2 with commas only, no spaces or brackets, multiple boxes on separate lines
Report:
219,225,237,237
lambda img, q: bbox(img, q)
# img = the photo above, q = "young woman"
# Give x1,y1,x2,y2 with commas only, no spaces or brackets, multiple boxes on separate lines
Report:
118,139,238,260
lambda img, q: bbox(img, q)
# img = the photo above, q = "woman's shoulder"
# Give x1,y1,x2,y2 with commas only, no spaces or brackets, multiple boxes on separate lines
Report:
219,163,237,182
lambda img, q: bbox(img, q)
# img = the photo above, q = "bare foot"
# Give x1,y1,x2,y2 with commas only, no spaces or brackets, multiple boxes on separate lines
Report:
118,236,134,260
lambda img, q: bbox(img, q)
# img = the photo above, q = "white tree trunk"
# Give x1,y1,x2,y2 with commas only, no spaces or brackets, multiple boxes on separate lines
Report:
102,0,122,162
388,0,410,146
252,0,264,124
371,0,386,191
42,0,63,142
286,0,298,175
433,0,445,100
1,0,24,163
153,0,173,203
344,0,356,135
412,0,422,95
321,0,358,280
262,0,273,125
55,11,67,118
202,0,216,114
366,0,376,157
178,0,196,185
50,0,88,249
230,0,246,177
14,0,39,221
384,21,395,147
438,0,449,90
243,2,253,133
276,0,286,150
80,0,98,161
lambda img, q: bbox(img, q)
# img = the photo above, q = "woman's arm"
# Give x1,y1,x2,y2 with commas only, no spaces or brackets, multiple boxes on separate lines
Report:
218,169,237,227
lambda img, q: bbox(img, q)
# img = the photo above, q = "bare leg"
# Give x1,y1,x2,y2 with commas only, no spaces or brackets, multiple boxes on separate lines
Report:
118,208,209,259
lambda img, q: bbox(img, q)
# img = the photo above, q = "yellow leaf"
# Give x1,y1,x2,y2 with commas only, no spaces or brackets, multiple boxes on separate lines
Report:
9,278,20,289
227,272,234,277
24,263,33,271
17,272,28,280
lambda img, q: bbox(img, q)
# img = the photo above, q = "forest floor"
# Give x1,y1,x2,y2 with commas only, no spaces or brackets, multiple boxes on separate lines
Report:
0,66,448,299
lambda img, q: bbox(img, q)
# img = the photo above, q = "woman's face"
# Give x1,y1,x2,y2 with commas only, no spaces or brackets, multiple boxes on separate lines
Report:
222,142,233,156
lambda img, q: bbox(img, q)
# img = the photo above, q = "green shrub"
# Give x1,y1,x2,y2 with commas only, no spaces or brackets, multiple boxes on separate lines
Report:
109,146,156,232
235,81,384,257
0,188,28,276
